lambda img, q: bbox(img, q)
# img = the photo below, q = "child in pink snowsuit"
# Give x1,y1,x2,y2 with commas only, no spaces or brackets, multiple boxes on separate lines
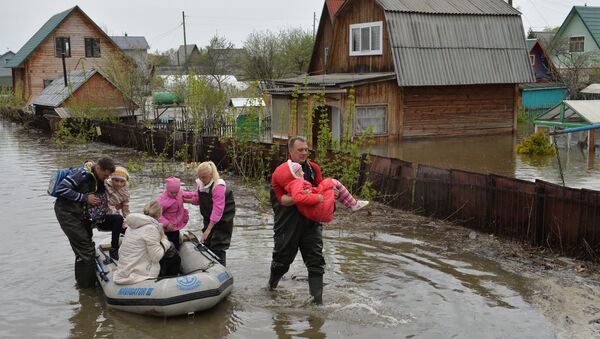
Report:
156,176,189,249
281,160,368,223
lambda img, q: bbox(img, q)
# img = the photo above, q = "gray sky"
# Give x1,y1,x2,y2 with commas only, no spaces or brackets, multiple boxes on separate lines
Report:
2,0,600,54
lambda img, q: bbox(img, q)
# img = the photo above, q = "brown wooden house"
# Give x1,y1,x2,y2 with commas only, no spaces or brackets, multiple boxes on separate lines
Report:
32,69,137,119
270,0,535,143
7,6,124,105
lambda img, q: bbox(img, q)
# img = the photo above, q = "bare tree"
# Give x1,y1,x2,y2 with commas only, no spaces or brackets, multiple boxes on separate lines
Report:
242,28,314,86
200,35,236,91
548,37,600,98
100,51,159,116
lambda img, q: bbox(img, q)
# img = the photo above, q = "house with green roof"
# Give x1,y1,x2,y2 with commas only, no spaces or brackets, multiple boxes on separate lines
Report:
7,6,124,105
549,5,600,70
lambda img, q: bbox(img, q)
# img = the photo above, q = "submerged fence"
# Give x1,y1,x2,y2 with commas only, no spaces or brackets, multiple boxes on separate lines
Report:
90,121,600,261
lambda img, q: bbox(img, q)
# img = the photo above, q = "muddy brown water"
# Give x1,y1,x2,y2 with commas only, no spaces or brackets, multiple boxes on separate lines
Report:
0,120,559,338
368,125,600,190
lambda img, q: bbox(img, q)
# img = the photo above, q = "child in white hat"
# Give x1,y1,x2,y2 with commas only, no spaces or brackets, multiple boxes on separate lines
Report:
104,165,131,260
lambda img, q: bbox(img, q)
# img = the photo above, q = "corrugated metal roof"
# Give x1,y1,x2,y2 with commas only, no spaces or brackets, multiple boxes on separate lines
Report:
6,7,76,68
110,36,150,50
33,69,97,107
386,12,534,86
581,83,600,94
375,0,520,15
274,72,396,87
536,100,600,124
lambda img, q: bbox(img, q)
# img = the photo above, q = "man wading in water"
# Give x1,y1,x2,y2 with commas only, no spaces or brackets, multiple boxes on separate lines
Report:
54,158,115,288
269,136,326,304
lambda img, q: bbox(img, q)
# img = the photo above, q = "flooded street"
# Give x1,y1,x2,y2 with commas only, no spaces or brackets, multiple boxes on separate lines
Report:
369,125,600,190
0,119,592,338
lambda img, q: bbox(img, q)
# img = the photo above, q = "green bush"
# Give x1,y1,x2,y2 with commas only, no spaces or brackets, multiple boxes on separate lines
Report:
516,131,557,156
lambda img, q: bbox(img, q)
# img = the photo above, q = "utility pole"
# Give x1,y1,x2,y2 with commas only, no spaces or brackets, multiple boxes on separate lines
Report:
182,11,188,74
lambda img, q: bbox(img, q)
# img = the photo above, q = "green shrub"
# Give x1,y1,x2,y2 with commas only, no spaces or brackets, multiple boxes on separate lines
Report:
516,131,557,156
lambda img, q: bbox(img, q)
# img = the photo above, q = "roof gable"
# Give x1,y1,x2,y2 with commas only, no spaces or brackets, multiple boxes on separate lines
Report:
573,6,600,50
6,7,75,68
326,0,346,18
7,6,122,68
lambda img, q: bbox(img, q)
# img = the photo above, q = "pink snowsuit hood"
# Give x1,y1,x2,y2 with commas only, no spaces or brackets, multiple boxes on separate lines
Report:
156,178,189,231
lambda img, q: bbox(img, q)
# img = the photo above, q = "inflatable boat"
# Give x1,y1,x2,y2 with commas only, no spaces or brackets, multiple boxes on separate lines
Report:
94,234,233,317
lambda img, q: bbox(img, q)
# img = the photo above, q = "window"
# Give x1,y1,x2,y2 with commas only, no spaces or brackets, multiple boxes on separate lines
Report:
4,58,9,65
569,36,584,52
85,38,101,57
356,106,387,135
43,79,53,88
529,54,535,66
349,21,383,56
324,47,329,66
55,37,70,57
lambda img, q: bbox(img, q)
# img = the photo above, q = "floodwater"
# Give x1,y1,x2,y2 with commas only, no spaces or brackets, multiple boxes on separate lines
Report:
0,119,559,338
369,125,600,190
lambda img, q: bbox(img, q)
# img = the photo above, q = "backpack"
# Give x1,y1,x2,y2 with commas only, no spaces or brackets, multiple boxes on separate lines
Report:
47,167,88,198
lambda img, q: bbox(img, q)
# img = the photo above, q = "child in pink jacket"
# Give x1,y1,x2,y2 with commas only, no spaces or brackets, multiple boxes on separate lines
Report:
156,176,189,249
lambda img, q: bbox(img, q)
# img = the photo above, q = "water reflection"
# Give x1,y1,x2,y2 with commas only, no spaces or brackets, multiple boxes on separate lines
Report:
367,126,600,190
272,314,325,339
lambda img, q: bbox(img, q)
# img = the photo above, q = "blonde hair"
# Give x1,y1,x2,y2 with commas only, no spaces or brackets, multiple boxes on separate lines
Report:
143,200,162,219
196,161,220,182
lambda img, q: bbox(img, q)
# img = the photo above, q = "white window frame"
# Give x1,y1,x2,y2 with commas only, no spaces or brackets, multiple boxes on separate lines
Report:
355,105,388,136
529,54,535,66
349,21,383,56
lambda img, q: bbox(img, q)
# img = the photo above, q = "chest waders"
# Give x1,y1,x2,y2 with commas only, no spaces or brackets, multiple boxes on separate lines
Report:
198,184,235,266
55,167,103,288
269,160,325,304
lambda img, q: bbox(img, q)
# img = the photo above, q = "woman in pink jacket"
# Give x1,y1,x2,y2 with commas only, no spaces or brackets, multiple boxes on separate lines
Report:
184,161,235,266
156,177,189,249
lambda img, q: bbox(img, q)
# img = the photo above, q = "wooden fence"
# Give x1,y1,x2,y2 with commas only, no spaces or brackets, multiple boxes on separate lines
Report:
92,121,600,261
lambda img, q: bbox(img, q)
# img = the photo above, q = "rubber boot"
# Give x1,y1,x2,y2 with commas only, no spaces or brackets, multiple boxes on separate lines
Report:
75,258,97,289
308,275,323,305
268,270,283,290
109,248,119,261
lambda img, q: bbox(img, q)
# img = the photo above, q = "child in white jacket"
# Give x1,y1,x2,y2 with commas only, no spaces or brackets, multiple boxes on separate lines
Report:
113,201,180,284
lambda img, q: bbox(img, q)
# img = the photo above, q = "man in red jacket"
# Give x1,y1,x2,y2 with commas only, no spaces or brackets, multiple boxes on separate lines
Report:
269,136,325,304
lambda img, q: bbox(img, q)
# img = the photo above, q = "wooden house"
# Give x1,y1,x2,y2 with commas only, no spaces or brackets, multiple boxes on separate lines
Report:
171,44,202,67
520,37,566,116
32,68,137,120
270,0,535,143
110,35,150,71
549,6,600,70
6,6,124,105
